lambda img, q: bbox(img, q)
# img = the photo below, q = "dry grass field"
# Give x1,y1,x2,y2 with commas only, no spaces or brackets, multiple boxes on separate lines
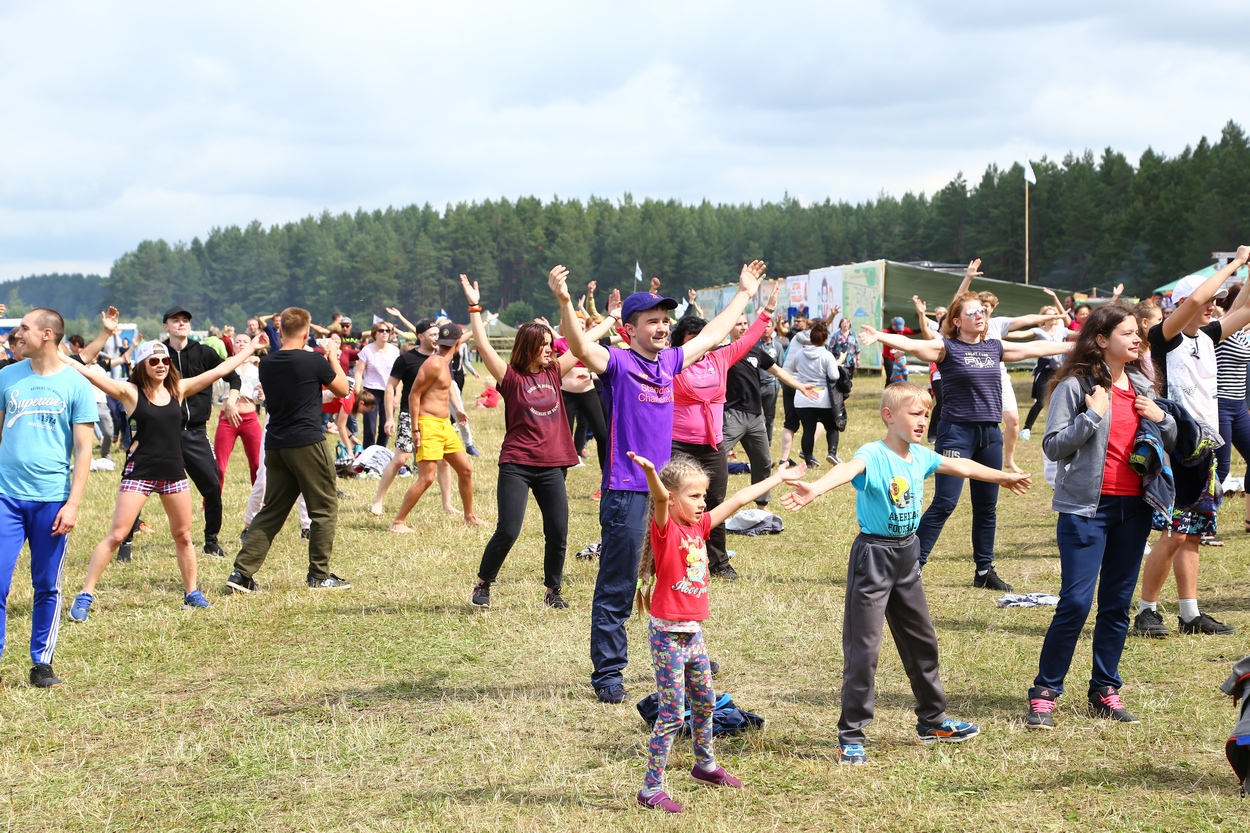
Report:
1,370,1247,831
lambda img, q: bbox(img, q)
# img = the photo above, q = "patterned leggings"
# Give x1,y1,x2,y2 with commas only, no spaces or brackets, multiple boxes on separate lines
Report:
645,625,715,789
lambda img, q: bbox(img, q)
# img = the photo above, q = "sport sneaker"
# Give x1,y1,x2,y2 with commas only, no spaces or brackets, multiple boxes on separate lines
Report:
690,765,742,787
544,588,569,609
591,488,602,500
30,664,62,688
226,570,258,594
916,718,979,744
709,660,721,677
137,521,152,534
203,540,227,558
839,743,867,764
1025,687,1057,730
116,541,132,563
710,564,740,581
637,789,683,813
307,573,352,589
466,444,482,457
183,590,211,609
596,684,628,704
1178,612,1236,635
826,453,842,465
972,567,1013,592
1019,428,1031,441
471,580,491,608
69,592,93,623
1132,607,1169,637
1088,685,1139,723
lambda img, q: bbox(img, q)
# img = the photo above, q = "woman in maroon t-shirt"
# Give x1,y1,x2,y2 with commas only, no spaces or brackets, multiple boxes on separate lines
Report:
461,274,586,610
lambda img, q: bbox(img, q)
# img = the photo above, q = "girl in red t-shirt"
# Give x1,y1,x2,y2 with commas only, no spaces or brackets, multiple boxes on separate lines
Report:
628,450,803,814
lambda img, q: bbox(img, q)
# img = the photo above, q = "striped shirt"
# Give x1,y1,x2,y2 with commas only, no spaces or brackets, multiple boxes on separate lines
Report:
1216,328,1250,401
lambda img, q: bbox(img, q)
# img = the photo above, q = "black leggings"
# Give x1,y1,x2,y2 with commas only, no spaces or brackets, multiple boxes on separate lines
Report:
477,463,569,591
798,407,839,461
928,378,943,441
563,389,607,471
1023,366,1055,431
182,426,222,542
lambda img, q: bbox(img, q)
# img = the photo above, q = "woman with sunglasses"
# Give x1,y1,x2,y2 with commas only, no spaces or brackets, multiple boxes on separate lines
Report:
354,322,400,449
860,292,1071,591
63,329,268,621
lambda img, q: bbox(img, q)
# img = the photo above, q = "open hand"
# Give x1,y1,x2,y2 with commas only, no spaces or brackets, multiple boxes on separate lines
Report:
781,481,819,510
460,274,480,305
777,460,807,482
626,451,655,472
966,258,983,281
799,383,819,401
548,265,571,301
1002,471,1032,496
766,280,781,310
101,306,120,334
1112,283,1124,297
607,289,623,319
912,295,927,313
386,306,402,317
858,324,880,346
738,260,766,296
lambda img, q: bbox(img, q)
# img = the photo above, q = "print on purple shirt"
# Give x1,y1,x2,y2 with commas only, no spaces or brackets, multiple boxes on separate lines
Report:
599,345,686,491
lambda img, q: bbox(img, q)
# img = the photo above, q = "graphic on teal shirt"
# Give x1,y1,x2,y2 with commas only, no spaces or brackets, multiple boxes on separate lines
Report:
852,441,942,537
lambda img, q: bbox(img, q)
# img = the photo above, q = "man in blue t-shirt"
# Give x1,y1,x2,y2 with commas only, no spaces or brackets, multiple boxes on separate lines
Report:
0,309,96,688
782,382,1030,764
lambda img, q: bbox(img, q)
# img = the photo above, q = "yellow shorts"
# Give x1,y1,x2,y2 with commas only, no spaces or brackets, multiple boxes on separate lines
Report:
415,414,465,462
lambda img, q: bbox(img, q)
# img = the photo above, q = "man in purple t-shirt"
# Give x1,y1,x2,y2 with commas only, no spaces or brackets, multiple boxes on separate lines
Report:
550,261,766,703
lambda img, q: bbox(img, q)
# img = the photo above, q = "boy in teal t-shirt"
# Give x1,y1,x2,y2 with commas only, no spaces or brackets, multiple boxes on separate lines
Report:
782,383,1030,764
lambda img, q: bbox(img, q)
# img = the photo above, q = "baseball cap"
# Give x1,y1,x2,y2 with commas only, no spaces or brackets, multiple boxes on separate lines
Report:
620,291,678,323
163,305,193,322
1172,274,1228,305
133,341,169,364
437,322,462,347
892,316,906,329
414,319,435,335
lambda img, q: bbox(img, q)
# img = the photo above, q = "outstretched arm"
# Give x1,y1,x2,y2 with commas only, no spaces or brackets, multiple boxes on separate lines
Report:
780,458,867,511
59,350,137,406
1163,245,1249,340
627,452,670,529
180,334,268,397
1214,253,1250,339
461,275,507,383
859,325,945,363
550,265,610,373
386,306,418,335
937,457,1031,494
681,264,767,369
79,306,121,364
913,296,935,340
709,462,805,527
1000,339,1073,362
1003,312,1063,332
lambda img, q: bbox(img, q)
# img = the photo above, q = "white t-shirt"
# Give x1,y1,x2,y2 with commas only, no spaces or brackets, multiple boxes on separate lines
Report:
358,342,400,390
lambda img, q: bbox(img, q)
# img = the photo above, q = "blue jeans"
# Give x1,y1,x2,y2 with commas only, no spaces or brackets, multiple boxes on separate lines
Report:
0,496,72,665
917,420,1002,570
1216,397,1250,484
1035,495,1151,694
590,489,649,691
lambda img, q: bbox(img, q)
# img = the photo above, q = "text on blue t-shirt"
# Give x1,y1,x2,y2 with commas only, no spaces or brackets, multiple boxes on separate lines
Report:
0,361,97,501
851,440,943,537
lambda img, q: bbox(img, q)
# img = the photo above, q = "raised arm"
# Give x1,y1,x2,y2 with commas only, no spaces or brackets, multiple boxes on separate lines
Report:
581,290,621,342
954,258,983,297
1000,339,1073,363
550,265,610,373
386,306,418,335
708,462,805,527
858,325,945,363
1214,250,1250,339
1164,245,1249,340
180,334,268,397
461,274,507,383
780,457,867,511
681,263,766,369
912,296,935,340
627,452,670,529
1042,288,1072,325
79,306,121,364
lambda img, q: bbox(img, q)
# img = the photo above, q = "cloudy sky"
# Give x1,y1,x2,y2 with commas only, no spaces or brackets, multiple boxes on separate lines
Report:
1,0,1246,280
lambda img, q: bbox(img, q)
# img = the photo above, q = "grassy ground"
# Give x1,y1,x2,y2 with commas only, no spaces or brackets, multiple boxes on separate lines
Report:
1,371,1247,832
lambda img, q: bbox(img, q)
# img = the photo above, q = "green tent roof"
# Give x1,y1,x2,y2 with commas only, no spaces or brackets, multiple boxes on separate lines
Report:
1155,263,1249,294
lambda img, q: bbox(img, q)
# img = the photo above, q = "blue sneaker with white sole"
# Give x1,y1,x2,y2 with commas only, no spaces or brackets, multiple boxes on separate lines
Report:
839,743,867,764
183,590,211,609
69,592,93,623
916,718,979,744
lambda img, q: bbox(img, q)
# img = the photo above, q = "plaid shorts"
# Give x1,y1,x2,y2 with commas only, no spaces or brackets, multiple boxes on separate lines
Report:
121,461,190,496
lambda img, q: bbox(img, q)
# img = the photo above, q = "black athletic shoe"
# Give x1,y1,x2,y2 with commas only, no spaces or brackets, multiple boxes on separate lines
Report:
1132,608,1169,637
307,573,352,589
226,570,258,594
471,580,491,608
238,526,249,546
115,541,132,563
595,684,628,704
300,528,311,540
1025,686,1057,730
203,540,227,558
1178,612,1236,635
711,564,740,581
972,567,1013,592
544,588,569,609
30,664,62,688
1088,685,1140,722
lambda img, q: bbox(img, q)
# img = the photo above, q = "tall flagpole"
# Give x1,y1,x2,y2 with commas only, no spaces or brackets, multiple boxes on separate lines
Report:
1025,180,1030,285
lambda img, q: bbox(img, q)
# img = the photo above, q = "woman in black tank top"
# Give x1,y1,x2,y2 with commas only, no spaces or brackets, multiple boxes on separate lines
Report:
860,288,1071,593
61,316,267,621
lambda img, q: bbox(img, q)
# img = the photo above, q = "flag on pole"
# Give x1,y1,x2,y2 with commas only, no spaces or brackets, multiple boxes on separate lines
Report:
1024,161,1037,185
372,315,385,325
635,261,643,283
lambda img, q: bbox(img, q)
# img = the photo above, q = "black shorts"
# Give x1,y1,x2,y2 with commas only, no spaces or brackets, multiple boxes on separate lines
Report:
782,386,800,432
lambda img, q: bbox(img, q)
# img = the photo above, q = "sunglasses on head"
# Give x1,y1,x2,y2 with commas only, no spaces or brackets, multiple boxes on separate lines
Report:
147,356,171,367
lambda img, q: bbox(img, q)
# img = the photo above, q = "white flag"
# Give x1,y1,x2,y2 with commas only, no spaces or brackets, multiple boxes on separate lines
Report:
372,315,385,325
1024,161,1037,185
635,261,643,283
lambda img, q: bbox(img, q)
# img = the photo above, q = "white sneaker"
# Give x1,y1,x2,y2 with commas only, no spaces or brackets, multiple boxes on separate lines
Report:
1019,429,1031,441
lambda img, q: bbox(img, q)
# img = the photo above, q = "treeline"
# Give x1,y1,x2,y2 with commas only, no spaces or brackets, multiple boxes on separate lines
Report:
2,274,104,321
15,121,1250,327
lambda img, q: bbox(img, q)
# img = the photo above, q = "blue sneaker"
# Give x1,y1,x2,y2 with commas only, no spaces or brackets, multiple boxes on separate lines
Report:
916,718,980,744
69,592,93,623
183,590,211,610
839,743,867,764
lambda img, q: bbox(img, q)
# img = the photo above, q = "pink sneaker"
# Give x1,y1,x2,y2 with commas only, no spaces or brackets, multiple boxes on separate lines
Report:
637,789,683,813
691,765,743,788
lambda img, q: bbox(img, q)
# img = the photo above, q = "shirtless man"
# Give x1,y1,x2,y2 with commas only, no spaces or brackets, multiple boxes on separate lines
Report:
390,323,487,531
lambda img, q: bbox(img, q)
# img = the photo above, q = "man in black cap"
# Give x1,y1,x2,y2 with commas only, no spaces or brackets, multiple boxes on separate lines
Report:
162,305,240,557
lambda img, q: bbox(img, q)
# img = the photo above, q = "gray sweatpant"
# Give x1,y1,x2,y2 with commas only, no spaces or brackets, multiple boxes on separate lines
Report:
839,532,948,746
722,408,772,504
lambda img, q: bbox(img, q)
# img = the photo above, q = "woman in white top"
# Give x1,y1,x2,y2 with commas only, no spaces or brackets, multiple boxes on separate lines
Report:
213,330,264,489
354,323,400,448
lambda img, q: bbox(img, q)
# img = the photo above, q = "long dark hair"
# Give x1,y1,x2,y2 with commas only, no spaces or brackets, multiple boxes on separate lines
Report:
1048,305,1144,398
509,322,552,373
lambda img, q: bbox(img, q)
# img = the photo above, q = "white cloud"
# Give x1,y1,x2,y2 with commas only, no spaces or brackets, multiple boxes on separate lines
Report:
1,0,1246,279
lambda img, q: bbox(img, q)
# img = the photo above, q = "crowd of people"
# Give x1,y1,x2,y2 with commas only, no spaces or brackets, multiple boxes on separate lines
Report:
0,246,1246,814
